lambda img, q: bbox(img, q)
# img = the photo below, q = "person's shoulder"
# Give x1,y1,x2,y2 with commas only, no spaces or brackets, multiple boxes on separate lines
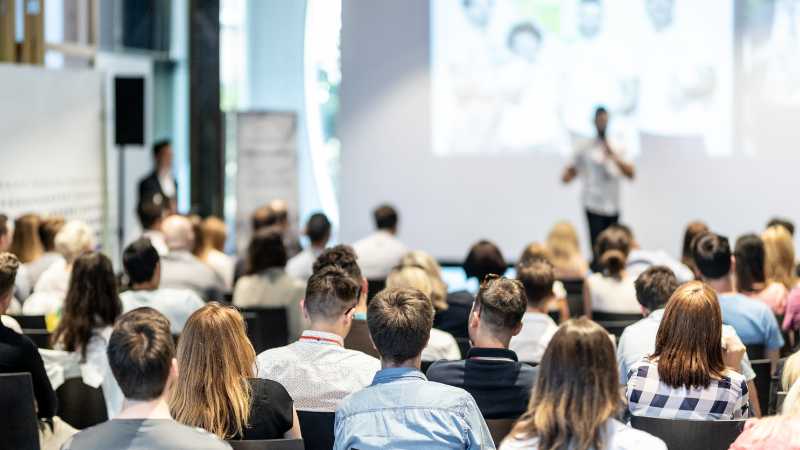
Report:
256,343,296,366
423,379,479,407
610,419,667,449
249,377,291,399
498,435,538,450
426,359,465,381
341,348,381,368
159,420,232,449
0,323,35,350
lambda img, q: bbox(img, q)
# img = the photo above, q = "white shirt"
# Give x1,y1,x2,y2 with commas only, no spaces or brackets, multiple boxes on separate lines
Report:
573,138,628,215
626,249,695,284
158,171,176,199
21,291,63,316
205,249,235,290
587,272,640,314
34,259,71,297
500,418,666,450
25,252,65,287
1,315,22,333
141,230,169,257
120,288,205,335
510,311,559,363
422,328,461,361
353,231,408,280
286,246,325,282
256,330,381,412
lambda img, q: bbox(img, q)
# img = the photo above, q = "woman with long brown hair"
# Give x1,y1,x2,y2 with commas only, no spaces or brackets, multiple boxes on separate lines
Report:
681,220,709,279
583,227,639,317
735,233,788,315
626,281,750,420
169,303,301,440
501,318,665,450
9,213,44,264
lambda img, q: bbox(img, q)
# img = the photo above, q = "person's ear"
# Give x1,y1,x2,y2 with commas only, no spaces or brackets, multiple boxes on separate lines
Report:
360,277,368,304
511,321,523,337
300,298,310,322
730,255,737,274
469,308,481,331
0,290,12,315
368,333,379,354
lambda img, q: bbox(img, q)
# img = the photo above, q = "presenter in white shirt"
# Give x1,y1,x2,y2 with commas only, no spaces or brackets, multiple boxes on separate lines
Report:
561,107,635,253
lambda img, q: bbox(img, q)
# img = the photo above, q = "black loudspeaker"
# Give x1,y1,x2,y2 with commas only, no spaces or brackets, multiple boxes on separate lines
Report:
114,77,145,146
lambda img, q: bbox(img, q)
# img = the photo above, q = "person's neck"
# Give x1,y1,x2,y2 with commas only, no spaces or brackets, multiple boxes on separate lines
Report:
378,228,395,236
705,275,735,295
526,299,551,314
131,280,159,291
308,320,348,339
116,396,172,420
382,356,421,370
310,242,326,252
470,328,510,350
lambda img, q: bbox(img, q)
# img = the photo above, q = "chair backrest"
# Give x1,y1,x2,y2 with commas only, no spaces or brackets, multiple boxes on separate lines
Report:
9,315,46,329
421,360,434,375
227,439,304,450
10,315,51,349
486,418,516,447
750,359,772,415
0,372,40,450
746,344,766,360
559,279,585,317
630,415,745,450
22,329,52,349
56,377,108,429
455,337,471,358
296,411,335,450
591,311,642,322
777,391,788,413
240,307,290,354
366,279,386,302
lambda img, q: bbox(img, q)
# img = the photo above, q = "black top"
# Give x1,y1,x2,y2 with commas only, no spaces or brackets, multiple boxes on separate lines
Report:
138,171,176,205
0,322,57,419
426,347,538,419
434,291,474,339
232,378,294,440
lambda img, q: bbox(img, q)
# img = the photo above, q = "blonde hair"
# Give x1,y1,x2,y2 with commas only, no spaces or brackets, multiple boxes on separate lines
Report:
762,226,796,290
169,303,255,439
399,251,448,311
386,266,434,299
9,213,44,263
546,222,582,270
202,216,228,252
54,221,96,264
782,351,800,392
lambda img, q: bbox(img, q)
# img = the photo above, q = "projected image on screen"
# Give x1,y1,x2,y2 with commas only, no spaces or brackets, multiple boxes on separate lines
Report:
431,0,734,158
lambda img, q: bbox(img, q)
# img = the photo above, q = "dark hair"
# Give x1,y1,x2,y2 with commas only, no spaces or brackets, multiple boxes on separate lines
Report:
368,287,433,364
0,214,7,238
595,105,608,117
507,22,543,50
734,234,766,293
152,139,171,158
251,205,272,231
305,266,360,320
52,252,123,359
767,217,795,236
681,221,709,273
463,240,507,281
306,213,331,245
517,259,555,307
475,275,526,332
373,204,398,230
137,199,166,230
38,216,65,251
123,238,161,285
652,282,725,389
107,307,175,400
246,227,287,274
595,227,631,277
634,266,679,311
312,245,363,283
0,253,20,296
692,232,731,279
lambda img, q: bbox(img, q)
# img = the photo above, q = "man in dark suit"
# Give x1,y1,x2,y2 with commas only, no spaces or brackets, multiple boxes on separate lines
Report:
138,140,177,213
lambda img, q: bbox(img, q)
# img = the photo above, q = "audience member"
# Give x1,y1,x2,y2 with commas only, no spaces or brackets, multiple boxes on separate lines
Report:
761,226,800,331
782,351,800,391
256,266,380,412
615,223,694,283
120,239,204,335
545,221,589,279
0,214,29,308
8,213,41,299
286,212,331,282
0,252,57,421
428,275,537,419
462,239,508,294
138,139,178,213
584,227,640,316
159,215,225,301
517,243,570,321
48,252,124,416
334,287,494,450
386,265,461,361
626,282,750,420
729,373,800,450
353,204,408,280
196,216,235,290
233,226,305,340
767,217,795,236
501,318,666,450
510,259,559,363
736,233,788,315
170,303,301,440
693,232,784,364
26,215,65,286
265,199,302,257
681,220,709,279
61,308,230,450
136,198,169,256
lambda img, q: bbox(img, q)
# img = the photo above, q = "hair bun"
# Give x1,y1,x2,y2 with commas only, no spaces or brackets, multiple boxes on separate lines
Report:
600,249,626,276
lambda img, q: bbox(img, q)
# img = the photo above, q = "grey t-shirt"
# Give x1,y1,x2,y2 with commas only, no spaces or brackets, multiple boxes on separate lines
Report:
61,419,231,450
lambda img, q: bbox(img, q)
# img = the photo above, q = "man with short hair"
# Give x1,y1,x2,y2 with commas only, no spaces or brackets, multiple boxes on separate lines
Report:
256,266,380,412
509,259,560,363
0,252,57,421
286,212,332,282
353,204,408,280
61,307,229,450
138,139,178,214
159,215,225,301
136,199,169,256
120,239,205,335
334,287,494,450
692,232,783,367
427,276,537,419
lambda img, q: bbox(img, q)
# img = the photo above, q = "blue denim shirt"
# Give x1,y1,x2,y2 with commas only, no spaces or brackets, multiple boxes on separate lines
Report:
333,367,495,450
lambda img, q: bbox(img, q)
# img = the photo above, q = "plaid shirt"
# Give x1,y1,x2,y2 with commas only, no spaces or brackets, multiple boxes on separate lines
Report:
626,358,749,420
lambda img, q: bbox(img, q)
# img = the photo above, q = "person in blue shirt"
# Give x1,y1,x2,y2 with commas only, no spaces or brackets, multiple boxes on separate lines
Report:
334,287,495,450
692,232,784,368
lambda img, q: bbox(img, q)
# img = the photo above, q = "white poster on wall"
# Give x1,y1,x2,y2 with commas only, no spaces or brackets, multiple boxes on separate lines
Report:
235,111,299,256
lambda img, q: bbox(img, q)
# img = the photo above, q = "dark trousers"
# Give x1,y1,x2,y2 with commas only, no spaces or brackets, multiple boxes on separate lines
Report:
586,209,619,252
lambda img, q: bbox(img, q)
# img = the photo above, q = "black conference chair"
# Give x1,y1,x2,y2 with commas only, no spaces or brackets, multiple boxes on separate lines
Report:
745,344,766,360
240,307,290,354
9,315,46,329
630,415,745,450
486,418,516,447
366,279,386,302
421,360,435,375
22,329,52,349
10,315,51,349
56,378,108,429
591,312,642,322
455,337,471,359
297,411,335,450
559,279,584,317
750,359,772,415
227,439,304,450
0,373,40,450
596,320,637,339
776,391,788,413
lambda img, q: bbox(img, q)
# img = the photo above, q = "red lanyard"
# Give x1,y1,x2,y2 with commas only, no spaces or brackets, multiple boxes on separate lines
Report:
299,335,342,346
